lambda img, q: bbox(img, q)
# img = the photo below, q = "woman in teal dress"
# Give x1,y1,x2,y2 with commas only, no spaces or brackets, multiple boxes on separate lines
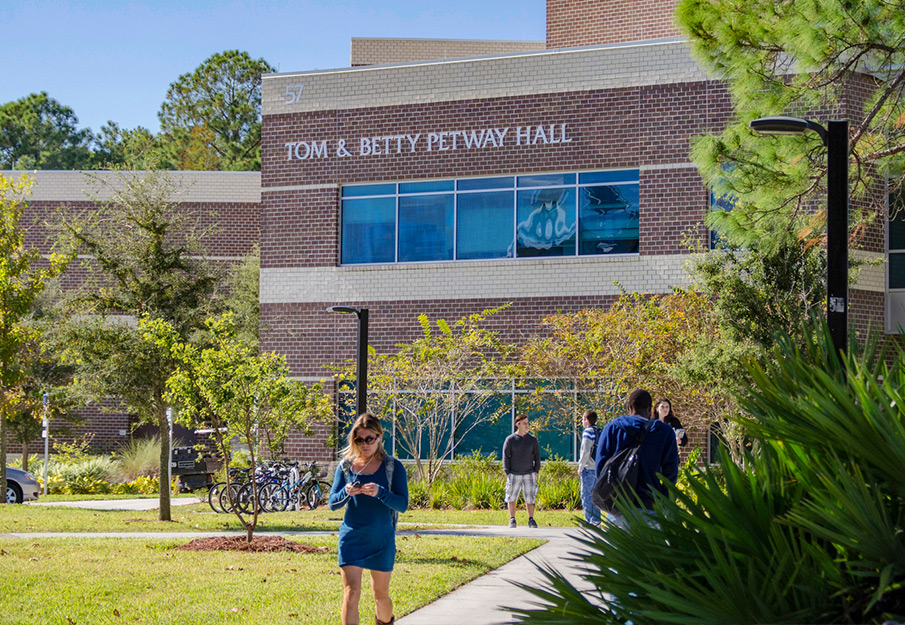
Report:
329,413,409,625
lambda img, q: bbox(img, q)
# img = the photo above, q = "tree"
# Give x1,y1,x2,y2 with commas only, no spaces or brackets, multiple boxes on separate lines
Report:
520,291,730,451
0,93,93,170
90,121,169,170
142,313,333,542
0,175,68,502
7,285,79,473
513,322,905,624
222,245,261,352
158,50,275,171
53,170,225,520
355,306,515,486
676,0,905,247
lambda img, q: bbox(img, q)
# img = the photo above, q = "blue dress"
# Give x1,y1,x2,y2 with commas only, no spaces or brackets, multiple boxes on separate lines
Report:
328,456,409,571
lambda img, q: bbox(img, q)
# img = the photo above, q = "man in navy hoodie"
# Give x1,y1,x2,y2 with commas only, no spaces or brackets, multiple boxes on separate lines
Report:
595,389,679,527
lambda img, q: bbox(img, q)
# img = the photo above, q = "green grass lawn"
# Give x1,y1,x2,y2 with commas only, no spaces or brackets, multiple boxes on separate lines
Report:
6,501,580,533
0,534,543,625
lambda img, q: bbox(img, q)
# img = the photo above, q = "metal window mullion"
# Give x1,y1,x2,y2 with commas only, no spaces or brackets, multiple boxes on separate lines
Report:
394,185,400,263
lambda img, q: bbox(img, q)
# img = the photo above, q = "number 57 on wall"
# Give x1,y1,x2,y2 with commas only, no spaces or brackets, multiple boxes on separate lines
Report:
285,84,304,105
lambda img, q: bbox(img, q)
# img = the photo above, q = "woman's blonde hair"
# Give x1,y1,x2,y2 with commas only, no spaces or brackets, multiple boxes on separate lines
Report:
341,412,387,462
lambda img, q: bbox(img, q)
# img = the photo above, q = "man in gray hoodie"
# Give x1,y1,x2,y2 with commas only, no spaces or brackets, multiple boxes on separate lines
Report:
502,414,541,528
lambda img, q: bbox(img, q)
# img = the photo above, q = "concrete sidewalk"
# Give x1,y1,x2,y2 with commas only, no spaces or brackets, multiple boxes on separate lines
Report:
397,525,598,625
26,496,203,511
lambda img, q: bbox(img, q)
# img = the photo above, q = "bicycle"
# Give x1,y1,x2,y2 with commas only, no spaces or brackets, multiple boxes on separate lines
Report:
207,467,252,514
266,461,331,512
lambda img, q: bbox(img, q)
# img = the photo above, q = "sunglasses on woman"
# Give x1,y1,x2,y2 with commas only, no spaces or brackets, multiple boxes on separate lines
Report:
354,435,379,445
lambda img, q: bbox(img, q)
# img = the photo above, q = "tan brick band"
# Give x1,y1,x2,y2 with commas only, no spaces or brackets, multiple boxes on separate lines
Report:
260,253,696,304
2,170,262,203
263,39,705,115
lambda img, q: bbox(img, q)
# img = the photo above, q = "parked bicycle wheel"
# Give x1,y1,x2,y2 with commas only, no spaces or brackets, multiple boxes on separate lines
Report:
208,482,226,514
219,482,244,514
305,480,331,509
259,483,289,513
235,482,263,514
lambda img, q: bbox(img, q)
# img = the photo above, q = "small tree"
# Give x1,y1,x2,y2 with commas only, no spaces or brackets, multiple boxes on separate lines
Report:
143,313,332,542
356,306,515,486
53,169,224,520
0,175,68,502
520,291,731,453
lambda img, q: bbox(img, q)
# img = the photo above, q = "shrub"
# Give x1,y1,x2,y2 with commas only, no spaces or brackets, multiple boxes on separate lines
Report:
536,455,580,510
54,455,116,486
113,436,164,481
112,476,160,494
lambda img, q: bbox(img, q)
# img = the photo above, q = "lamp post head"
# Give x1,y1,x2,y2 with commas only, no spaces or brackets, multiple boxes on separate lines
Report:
750,116,828,144
327,305,361,317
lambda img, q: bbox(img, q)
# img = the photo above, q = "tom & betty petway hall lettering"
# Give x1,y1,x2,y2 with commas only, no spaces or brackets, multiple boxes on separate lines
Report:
284,124,573,160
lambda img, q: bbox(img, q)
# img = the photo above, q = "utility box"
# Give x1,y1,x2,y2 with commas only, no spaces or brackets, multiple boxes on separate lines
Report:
171,446,218,493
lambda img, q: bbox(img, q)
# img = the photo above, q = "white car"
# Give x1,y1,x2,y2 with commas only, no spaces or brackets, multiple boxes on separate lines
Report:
6,467,40,503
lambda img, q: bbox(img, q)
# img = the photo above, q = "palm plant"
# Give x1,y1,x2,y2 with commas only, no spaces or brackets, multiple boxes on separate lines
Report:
512,322,905,624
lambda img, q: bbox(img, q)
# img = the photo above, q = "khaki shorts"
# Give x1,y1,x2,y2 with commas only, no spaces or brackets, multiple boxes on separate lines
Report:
505,472,538,504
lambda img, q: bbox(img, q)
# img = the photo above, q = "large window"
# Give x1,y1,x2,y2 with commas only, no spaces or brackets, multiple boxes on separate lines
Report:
340,170,640,264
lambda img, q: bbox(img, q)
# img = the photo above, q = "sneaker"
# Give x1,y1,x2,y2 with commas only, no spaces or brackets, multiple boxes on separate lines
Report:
528,517,538,528
508,517,517,528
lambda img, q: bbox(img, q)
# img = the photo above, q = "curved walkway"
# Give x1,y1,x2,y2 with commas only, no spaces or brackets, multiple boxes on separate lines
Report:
19,498,598,624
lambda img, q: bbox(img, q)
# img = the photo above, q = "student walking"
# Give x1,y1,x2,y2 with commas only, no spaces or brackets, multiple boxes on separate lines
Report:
329,413,409,625
595,390,679,528
577,409,601,526
502,414,541,528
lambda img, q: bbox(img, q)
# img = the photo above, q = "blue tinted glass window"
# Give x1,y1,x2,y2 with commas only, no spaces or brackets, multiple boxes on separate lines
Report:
341,197,396,264
342,184,395,197
457,191,515,259
398,194,454,262
579,184,639,255
516,187,576,257
400,180,454,194
458,177,515,191
579,170,639,184
891,253,905,289
710,191,737,249
517,173,575,188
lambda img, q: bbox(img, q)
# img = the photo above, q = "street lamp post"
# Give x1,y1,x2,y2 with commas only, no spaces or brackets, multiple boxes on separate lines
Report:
749,116,849,356
327,305,369,416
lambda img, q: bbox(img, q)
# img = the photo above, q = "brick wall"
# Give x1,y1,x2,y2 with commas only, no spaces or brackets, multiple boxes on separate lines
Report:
262,81,731,191
546,0,682,48
262,295,622,379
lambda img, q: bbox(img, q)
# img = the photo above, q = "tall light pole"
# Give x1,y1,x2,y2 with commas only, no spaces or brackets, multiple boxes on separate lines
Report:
749,116,849,356
327,305,369,416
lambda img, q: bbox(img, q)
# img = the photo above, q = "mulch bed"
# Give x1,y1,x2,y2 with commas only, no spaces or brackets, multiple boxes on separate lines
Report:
176,535,330,553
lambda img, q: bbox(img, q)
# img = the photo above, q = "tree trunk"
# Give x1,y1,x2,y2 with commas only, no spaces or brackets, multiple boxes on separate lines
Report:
158,404,171,521
21,440,28,472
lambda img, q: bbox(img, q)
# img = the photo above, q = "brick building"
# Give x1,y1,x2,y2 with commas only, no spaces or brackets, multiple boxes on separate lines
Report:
2,171,261,454
4,0,890,462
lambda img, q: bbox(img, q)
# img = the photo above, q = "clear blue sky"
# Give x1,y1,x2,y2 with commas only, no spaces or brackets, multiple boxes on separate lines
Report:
2,0,546,135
